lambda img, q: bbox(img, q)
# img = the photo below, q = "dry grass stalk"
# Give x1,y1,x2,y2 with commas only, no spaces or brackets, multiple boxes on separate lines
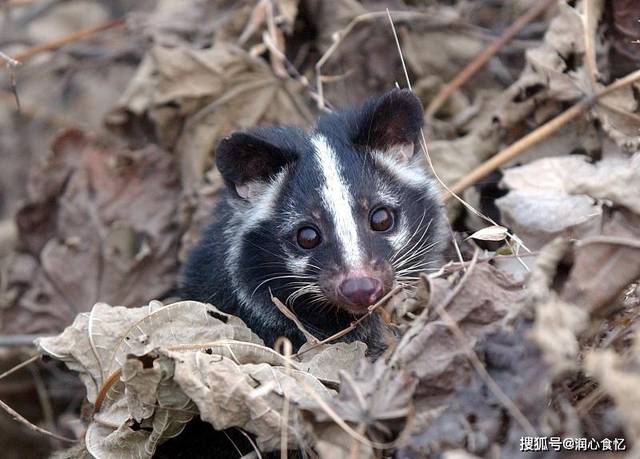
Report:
426,0,557,117
294,286,403,358
0,18,125,65
272,295,320,345
0,398,77,443
447,68,640,198
0,355,76,443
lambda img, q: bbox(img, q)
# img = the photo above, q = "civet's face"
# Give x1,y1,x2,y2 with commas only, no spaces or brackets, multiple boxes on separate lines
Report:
217,89,445,318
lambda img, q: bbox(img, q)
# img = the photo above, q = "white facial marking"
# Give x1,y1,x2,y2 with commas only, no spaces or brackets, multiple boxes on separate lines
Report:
226,170,288,306
373,151,440,198
388,216,410,252
285,255,310,274
375,178,400,207
311,134,363,268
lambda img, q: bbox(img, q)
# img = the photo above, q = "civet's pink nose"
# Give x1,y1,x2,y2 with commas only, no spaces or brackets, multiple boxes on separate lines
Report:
338,276,383,307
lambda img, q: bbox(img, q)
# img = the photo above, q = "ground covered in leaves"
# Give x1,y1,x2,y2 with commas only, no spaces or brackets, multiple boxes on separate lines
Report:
0,0,639,458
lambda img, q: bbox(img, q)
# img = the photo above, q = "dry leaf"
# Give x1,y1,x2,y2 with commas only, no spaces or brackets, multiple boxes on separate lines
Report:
559,209,640,316
35,301,367,455
106,43,312,189
467,226,508,242
497,154,640,249
303,359,415,459
0,131,181,335
397,321,550,458
297,341,367,384
127,0,255,47
396,262,525,398
585,332,640,440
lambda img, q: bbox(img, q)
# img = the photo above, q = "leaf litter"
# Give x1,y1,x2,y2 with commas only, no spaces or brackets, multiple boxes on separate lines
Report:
0,0,639,458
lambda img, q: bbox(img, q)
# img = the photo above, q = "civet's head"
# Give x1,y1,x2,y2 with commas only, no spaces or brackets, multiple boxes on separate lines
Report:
218,89,445,317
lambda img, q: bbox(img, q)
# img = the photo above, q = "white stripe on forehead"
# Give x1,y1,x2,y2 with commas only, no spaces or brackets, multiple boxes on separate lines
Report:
311,134,363,269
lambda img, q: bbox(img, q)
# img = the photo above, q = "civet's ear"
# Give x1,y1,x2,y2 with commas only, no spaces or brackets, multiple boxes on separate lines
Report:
352,88,424,163
216,132,297,199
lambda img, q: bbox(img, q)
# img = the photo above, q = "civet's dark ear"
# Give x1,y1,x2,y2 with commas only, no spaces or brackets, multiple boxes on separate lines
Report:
216,132,297,199
352,88,424,163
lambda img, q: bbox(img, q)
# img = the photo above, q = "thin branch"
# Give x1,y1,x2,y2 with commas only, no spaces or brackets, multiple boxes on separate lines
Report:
389,250,480,368
274,338,293,458
576,236,640,250
0,398,77,443
426,0,556,117
581,0,600,89
0,89,81,127
299,380,400,450
0,354,39,381
0,50,20,67
271,294,320,345
294,286,403,357
28,364,58,447
0,18,125,65
447,68,640,198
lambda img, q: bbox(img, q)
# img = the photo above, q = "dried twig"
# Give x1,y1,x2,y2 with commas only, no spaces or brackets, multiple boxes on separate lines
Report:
0,89,83,127
28,364,58,447
446,68,640,197
299,379,400,450
93,368,122,414
295,286,403,357
581,0,600,90
576,236,640,250
271,294,320,345
274,337,294,458
0,398,78,443
0,18,125,65
0,50,20,67
0,354,39,381
0,50,22,108
426,0,556,117
388,250,480,367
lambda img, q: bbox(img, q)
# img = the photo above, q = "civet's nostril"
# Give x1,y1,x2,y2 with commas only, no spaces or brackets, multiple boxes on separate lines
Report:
338,277,383,307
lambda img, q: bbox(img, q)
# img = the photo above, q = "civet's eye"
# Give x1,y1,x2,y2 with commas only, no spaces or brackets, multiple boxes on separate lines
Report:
297,226,321,249
370,207,394,232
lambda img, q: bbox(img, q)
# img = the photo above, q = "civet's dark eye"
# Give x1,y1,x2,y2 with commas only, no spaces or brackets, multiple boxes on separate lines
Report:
370,207,394,232
297,226,321,249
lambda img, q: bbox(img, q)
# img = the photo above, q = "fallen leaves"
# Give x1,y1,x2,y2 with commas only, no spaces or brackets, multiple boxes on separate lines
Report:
395,262,524,399
497,153,640,249
0,130,181,335
35,300,375,456
106,43,311,190
2,0,640,458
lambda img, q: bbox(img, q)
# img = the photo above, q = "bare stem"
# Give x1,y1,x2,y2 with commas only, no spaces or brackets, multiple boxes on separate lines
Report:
426,0,556,117
446,68,640,199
